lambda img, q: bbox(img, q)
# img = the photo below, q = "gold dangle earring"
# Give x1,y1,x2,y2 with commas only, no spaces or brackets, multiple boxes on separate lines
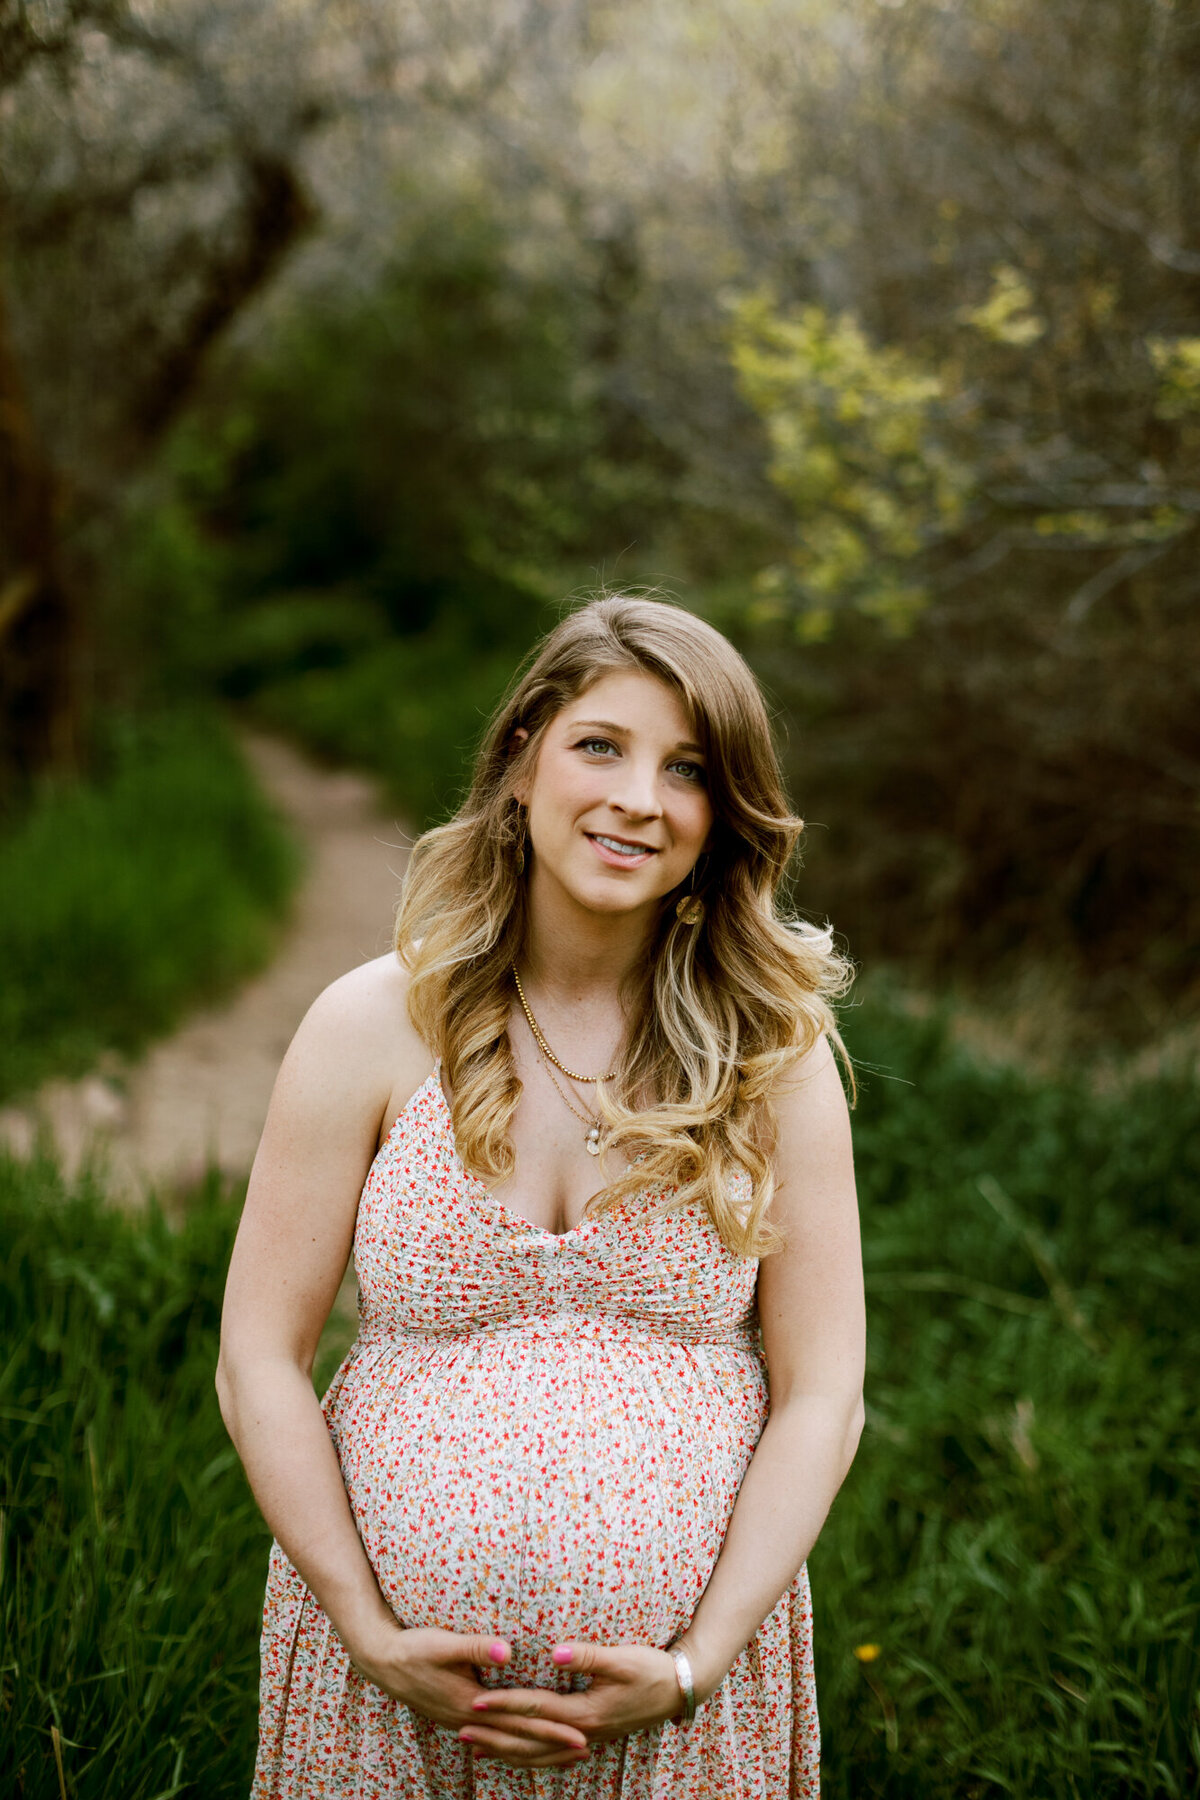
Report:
675,861,705,927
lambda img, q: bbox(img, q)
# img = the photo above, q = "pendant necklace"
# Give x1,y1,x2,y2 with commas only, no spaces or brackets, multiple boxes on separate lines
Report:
512,964,615,1156
538,1054,604,1156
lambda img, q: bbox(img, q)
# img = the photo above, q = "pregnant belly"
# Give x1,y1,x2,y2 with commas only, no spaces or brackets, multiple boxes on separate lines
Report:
330,1324,765,1669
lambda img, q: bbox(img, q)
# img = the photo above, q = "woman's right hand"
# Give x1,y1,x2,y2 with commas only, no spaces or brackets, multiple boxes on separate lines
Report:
350,1627,591,1770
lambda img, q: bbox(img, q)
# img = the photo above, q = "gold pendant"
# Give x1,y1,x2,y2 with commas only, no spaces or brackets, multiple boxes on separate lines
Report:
585,1123,601,1156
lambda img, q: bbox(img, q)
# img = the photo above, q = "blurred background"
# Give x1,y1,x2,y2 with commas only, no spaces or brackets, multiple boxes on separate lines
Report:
1,3,1198,1797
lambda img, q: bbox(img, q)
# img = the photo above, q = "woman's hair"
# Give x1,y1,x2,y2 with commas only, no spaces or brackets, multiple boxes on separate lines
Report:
395,594,853,1257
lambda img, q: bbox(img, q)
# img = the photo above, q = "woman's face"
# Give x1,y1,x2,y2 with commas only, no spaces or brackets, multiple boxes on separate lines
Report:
515,668,715,924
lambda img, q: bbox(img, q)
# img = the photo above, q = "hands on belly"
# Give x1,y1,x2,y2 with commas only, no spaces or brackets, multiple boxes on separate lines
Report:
350,1626,591,1771
461,1640,683,1764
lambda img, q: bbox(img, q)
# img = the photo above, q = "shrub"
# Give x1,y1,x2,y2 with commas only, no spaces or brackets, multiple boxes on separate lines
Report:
0,712,298,1102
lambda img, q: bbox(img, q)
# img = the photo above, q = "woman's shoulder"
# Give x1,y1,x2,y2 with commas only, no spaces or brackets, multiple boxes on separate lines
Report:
758,1028,847,1152
299,949,414,1035
283,953,434,1132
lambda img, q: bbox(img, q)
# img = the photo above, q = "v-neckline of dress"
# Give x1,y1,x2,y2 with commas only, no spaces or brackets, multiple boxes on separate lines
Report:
426,1065,614,1244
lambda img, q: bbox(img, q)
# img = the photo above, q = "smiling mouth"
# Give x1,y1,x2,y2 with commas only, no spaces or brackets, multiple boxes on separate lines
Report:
587,833,659,859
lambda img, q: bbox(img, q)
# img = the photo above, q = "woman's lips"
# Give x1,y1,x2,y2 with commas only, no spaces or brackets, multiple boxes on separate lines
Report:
586,832,660,869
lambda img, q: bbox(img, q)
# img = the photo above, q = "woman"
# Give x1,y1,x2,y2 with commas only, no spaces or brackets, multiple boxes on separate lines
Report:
218,595,865,1798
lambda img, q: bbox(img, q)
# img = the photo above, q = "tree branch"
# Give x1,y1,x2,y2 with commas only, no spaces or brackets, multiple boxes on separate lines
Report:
130,151,316,441
11,141,235,246
1064,541,1174,625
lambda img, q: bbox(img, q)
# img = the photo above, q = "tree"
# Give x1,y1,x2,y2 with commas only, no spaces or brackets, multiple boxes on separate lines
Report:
714,0,1200,1014
0,0,566,781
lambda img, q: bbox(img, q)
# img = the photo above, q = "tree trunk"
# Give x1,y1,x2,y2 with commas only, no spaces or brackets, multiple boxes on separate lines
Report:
0,274,81,785
0,154,315,787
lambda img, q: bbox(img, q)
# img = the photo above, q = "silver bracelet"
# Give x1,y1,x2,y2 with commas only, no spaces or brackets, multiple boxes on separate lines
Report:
669,1645,697,1724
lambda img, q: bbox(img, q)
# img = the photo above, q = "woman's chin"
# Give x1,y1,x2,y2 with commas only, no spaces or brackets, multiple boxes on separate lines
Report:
531,857,674,924
572,882,663,920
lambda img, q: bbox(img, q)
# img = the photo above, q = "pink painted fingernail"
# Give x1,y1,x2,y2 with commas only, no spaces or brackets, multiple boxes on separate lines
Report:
552,1645,573,1666
460,1730,475,1743
489,1640,508,1663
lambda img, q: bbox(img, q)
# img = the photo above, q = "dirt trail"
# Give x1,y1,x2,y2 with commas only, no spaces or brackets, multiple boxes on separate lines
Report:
0,733,410,1200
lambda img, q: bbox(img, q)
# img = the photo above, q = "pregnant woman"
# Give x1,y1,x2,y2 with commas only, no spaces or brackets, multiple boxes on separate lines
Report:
218,595,865,1797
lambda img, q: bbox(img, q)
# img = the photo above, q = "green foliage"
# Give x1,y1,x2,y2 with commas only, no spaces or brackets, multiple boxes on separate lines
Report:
729,292,969,637
2,1007,1196,1797
728,267,1196,645
0,712,298,1102
1148,336,1200,427
717,0,1200,1020
104,202,674,823
957,265,1047,348
249,621,544,830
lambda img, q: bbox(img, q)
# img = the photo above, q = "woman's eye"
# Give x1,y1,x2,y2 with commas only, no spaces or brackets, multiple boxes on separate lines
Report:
577,737,617,756
669,760,705,783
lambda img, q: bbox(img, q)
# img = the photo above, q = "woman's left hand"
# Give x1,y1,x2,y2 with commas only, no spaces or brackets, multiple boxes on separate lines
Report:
461,1642,686,1756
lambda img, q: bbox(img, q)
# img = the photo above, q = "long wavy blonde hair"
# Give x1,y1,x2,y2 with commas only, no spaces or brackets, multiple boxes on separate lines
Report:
395,595,852,1257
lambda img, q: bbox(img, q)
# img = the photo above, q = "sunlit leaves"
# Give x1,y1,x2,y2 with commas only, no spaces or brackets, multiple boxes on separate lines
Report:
1148,337,1200,423
958,265,1046,348
728,290,971,635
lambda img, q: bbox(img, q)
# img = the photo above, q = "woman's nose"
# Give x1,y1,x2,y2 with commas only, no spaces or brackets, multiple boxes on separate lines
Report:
610,760,663,819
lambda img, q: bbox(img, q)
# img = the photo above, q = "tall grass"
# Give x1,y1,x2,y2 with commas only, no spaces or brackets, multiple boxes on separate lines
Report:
0,1155,353,1800
0,1157,266,1798
814,998,1200,1798
1,1002,1196,1797
0,713,298,1103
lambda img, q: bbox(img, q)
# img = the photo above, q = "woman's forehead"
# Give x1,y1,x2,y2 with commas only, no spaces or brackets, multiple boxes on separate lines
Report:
556,667,699,738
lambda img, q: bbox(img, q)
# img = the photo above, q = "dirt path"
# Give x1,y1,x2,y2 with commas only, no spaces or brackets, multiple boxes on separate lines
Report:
0,733,410,1200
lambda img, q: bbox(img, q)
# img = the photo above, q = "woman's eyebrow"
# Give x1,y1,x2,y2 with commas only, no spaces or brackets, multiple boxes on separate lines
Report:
571,718,704,755
571,717,629,737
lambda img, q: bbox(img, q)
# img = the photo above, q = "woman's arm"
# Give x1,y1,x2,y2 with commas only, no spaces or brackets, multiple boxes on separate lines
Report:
676,1037,865,1697
217,956,589,1770
466,1035,863,1748
217,959,413,1655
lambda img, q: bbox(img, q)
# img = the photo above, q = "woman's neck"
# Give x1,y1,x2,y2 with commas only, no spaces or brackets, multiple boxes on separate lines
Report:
520,867,653,1007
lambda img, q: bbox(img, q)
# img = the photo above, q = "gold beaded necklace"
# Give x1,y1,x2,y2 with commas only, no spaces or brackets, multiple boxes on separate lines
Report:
511,965,617,1156
510,966,616,1083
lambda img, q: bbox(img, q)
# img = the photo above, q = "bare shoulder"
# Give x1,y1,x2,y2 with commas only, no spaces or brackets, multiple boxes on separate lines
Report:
774,1034,852,1133
226,954,433,1369
767,1032,856,1225
299,950,422,1054
270,952,433,1148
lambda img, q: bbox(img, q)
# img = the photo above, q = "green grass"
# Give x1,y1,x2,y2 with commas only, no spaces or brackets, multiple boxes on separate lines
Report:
1,1003,1197,1797
0,1155,353,1800
813,999,1200,1797
0,1158,266,1797
0,713,299,1103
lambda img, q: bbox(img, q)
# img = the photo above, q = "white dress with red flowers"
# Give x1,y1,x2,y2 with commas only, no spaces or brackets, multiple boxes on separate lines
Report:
252,1068,820,1798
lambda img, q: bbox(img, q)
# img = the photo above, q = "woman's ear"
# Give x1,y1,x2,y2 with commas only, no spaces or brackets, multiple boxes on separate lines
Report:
508,726,531,804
